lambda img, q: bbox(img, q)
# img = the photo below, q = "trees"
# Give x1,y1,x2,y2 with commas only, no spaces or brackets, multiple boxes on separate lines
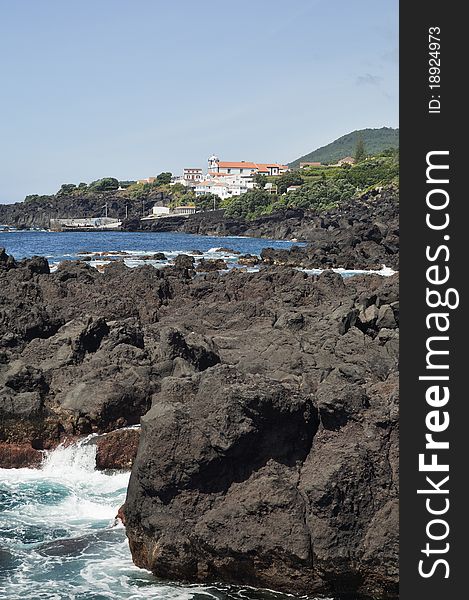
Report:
223,190,274,219
275,172,304,194
195,193,220,211
89,177,119,192
156,172,172,185
286,178,356,210
354,137,366,162
57,184,77,195
344,156,399,188
253,173,268,189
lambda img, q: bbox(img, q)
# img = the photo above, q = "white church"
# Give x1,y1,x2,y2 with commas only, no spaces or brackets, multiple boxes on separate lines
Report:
194,155,289,199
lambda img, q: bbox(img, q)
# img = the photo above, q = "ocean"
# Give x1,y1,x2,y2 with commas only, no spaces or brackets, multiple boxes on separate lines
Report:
0,230,394,277
0,230,301,270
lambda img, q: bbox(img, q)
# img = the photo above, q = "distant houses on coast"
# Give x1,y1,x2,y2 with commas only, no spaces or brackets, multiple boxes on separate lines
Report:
45,150,363,230
135,152,360,221
139,155,290,210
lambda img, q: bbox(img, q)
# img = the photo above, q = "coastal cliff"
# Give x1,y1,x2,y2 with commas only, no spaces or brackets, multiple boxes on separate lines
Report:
0,191,171,230
0,246,398,598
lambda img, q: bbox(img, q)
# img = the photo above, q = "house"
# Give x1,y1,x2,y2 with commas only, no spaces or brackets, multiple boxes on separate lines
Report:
195,180,248,200
208,155,288,177
337,156,356,166
183,168,203,183
286,185,301,193
137,177,157,184
300,162,322,168
152,206,170,217
206,171,255,188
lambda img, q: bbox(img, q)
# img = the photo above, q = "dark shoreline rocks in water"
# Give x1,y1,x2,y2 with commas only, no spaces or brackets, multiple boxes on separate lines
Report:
0,249,398,599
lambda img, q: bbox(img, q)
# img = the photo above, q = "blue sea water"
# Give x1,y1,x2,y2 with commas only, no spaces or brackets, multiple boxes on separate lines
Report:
0,230,395,277
0,230,301,265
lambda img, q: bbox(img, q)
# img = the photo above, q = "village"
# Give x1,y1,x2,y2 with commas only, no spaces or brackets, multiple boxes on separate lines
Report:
44,152,359,231
136,153,356,223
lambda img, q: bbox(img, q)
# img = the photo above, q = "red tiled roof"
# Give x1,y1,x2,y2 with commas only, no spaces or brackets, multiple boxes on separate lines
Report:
218,162,257,169
217,161,288,170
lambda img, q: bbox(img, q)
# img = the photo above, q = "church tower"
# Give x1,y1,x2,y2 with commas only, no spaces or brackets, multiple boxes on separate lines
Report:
208,155,219,173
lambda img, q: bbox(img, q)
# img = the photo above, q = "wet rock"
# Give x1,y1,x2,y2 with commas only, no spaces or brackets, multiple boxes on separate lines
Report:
213,247,240,254
0,442,43,468
95,428,140,470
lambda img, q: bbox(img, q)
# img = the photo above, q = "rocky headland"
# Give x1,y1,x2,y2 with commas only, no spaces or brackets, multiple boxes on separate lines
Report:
0,190,172,230
0,243,398,599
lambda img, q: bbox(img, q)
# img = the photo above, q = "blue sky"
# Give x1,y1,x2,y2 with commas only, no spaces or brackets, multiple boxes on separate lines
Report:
0,0,398,203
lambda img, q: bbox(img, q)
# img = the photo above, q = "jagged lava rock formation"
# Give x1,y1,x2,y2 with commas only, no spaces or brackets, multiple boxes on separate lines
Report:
0,248,398,598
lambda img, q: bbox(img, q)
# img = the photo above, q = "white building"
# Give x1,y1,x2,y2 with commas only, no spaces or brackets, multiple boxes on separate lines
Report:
152,206,170,216
170,168,203,188
195,178,252,200
208,155,289,176
142,204,196,220
183,168,203,183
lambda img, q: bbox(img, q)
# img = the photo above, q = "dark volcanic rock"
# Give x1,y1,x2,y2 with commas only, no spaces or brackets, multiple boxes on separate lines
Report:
0,247,17,270
238,253,260,266
122,268,398,599
125,366,319,587
173,254,195,270
0,191,172,230
212,247,241,254
196,258,228,272
0,248,399,598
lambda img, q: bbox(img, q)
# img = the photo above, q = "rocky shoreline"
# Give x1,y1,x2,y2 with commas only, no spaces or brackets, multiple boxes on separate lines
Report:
0,244,398,599
1,186,398,253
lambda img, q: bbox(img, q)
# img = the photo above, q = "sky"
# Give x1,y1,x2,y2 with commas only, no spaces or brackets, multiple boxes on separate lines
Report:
0,0,398,203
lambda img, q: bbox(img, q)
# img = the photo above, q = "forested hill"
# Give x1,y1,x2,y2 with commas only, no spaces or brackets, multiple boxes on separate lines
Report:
289,127,399,167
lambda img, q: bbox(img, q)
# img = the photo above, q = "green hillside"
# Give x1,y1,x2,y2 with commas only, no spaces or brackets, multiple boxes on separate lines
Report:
289,127,399,168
